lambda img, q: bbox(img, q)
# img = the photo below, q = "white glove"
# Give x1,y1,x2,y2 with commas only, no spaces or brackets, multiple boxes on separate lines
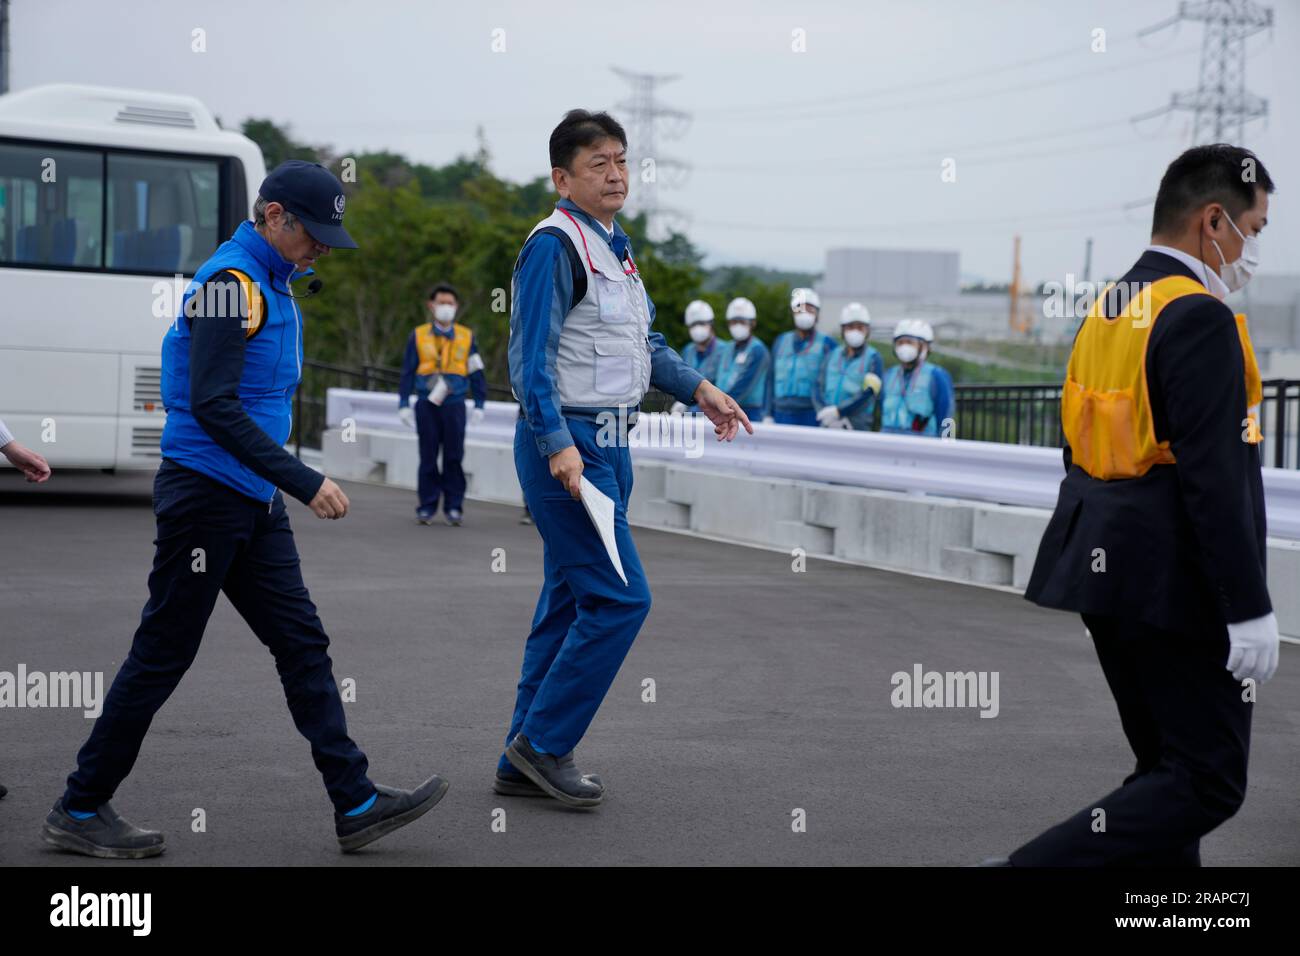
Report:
761,415,775,424
834,417,852,430
1226,612,1280,684
470,407,485,426
816,405,840,426
669,401,688,415
398,406,414,428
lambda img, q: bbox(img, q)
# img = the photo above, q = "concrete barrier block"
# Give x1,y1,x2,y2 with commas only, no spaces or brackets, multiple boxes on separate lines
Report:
972,505,1052,589
775,519,834,554
940,545,1014,586
633,498,691,529
1266,538,1300,639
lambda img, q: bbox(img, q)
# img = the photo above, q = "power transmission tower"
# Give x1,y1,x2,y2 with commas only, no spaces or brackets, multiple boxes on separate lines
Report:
611,67,692,240
1138,1,1273,144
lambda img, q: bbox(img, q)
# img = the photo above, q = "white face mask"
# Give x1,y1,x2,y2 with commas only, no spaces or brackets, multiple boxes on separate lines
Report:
1211,214,1260,293
729,322,751,341
793,311,816,331
843,329,867,349
433,303,456,325
688,324,713,344
894,342,919,364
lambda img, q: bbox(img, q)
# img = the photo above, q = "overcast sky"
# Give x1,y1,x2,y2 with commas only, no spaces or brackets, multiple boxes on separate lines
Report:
11,0,1298,285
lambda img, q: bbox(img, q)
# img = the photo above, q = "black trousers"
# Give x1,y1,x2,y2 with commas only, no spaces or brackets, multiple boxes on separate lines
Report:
415,400,466,515
1010,614,1252,866
62,460,373,815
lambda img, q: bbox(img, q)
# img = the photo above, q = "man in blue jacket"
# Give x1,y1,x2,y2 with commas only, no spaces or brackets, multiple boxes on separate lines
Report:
397,283,488,525
712,297,771,421
498,110,751,807
42,161,447,859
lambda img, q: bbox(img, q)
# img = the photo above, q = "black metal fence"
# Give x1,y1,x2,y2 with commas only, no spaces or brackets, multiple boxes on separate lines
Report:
291,363,1300,470
955,380,1300,469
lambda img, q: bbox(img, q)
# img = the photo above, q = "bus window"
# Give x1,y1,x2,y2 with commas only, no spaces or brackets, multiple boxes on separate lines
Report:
106,153,220,275
0,142,103,268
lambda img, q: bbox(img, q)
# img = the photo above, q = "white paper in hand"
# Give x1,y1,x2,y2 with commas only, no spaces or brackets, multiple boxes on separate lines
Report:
428,376,450,406
577,476,628,586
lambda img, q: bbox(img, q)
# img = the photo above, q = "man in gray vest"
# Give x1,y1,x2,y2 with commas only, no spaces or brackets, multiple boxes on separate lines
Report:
497,109,751,806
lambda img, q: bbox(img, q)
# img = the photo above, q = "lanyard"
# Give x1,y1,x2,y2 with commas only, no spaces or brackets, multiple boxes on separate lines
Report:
428,327,455,374
558,208,638,276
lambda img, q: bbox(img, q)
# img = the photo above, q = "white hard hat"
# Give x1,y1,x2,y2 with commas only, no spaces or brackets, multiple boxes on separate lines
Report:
791,287,821,311
840,302,870,326
893,319,933,343
725,297,757,321
684,300,715,325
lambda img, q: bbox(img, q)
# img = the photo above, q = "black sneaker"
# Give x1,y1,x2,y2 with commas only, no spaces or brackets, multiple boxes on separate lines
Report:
0,783,7,800
334,775,449,853
493,766,602,798
446,509,463,526
505,734,604,808
41,800,165,860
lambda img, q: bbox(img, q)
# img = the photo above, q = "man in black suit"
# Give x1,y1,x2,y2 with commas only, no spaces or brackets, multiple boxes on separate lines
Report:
1000,145,1280,866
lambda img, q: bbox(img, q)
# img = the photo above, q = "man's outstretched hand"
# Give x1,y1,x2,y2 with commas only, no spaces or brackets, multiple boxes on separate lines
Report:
692,381,753,442
1,441,51,483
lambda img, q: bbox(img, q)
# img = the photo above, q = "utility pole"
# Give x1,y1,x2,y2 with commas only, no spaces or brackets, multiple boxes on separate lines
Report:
1083,237,1093,284
1138,1,1273,144
0,0,11,96
611,67,692,240
1009,234,1027,336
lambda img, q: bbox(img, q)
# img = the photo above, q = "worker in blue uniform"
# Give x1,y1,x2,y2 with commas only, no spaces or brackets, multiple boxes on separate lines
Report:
712,297,771,422
770,287,836,426
879,319,954,437
671,299,720,414
41,161,447,859
499,109,751,807
397,282,488,525
815,301,884,431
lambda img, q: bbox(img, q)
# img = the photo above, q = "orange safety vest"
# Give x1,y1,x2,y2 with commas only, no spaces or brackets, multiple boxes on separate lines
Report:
414,322,473,377
1062,274,1262,480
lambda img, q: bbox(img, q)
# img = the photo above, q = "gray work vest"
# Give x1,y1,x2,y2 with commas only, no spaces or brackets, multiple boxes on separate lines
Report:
520,208,653,409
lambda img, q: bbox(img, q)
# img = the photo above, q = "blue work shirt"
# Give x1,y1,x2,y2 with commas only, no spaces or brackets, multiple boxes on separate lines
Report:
508,198,704,457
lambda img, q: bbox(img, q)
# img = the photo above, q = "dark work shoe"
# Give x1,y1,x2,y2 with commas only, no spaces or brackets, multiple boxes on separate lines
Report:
968,857,1013,867
0,783,7,799
493,766,603,798
416,509,435,525
334,775,449,853
41,800,165,860
505,734,604,808
445,509,463,526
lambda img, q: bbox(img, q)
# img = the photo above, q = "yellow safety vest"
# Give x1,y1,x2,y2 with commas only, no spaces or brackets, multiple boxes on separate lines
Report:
1062,275,1262,480
415,322,473,377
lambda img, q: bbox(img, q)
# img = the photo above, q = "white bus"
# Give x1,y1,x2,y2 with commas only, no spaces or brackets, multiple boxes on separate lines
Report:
0,83,265,470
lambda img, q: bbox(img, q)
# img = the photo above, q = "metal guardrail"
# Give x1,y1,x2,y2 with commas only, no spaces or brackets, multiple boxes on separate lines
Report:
298,360,1300,470
324,387,1300,540
956,380,1300,469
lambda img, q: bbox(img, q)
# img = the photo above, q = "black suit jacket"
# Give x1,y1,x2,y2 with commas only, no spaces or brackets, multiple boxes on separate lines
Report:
1025,251,1270,632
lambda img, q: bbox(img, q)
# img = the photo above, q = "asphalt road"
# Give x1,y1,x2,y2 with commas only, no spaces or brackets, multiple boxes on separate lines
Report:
1,472,1296,866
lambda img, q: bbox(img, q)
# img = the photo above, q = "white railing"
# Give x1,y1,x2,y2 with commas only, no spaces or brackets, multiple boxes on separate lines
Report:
325,388,1300,539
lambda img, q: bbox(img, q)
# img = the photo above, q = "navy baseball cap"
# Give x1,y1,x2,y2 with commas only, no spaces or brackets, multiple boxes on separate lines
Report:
258,160,358,249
